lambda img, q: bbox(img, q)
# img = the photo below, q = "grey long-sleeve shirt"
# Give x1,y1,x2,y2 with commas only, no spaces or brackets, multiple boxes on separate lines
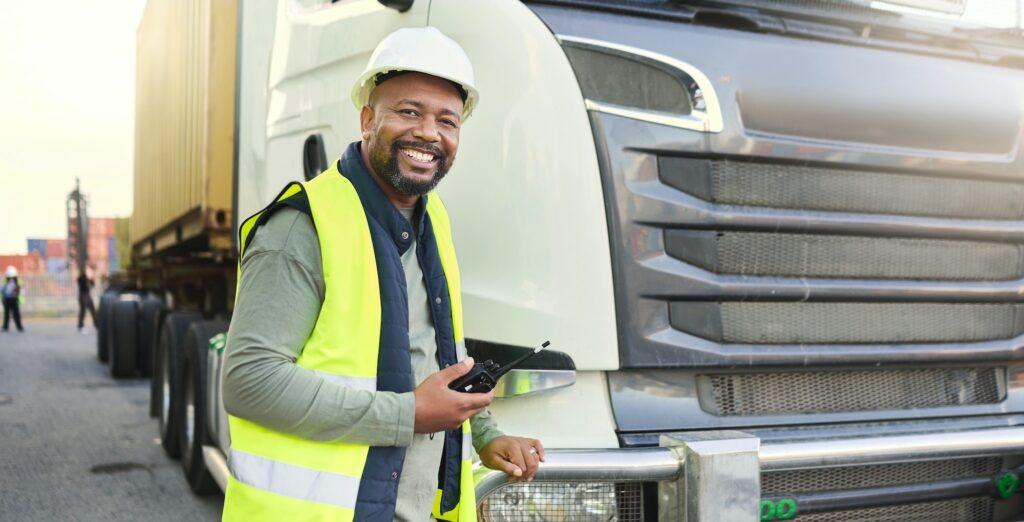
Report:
221,205,503,463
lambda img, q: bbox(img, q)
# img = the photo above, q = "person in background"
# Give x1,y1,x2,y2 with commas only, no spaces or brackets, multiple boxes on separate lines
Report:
76,265,98,333
3,266,24,332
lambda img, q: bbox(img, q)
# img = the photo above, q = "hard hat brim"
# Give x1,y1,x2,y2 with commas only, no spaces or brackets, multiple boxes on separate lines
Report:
351,66,479,122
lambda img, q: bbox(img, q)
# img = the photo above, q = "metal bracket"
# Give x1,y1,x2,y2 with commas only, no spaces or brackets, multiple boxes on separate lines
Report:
660,431,761,521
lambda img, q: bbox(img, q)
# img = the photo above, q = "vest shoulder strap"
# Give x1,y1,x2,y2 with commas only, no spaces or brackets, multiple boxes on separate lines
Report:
238,183,311,259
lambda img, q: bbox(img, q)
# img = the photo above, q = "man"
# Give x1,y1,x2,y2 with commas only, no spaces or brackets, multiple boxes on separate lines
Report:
2,266,24,332
222,27,543,521
76,265,97,333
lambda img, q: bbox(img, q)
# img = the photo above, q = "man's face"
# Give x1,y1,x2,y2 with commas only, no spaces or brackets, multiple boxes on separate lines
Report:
361,72,464,198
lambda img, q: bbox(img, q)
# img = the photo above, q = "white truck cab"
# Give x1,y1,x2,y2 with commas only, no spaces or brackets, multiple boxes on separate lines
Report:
141,0,1024,519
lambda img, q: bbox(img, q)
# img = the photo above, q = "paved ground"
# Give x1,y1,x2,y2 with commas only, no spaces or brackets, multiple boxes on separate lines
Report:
0,318,223,521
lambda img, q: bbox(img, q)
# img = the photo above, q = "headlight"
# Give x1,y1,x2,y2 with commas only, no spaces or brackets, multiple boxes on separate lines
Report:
478,482,642,522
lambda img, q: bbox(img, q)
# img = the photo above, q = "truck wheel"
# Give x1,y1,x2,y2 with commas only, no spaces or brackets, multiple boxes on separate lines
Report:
97,292,118,363
178,321,226,494
110,300,140,378
138,296,164,379
156,311,202,459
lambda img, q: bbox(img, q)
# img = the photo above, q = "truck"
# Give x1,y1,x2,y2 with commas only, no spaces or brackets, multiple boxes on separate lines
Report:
103,0,1024,519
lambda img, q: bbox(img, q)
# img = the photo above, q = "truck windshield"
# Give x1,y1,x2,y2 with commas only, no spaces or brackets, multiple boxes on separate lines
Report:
690,1,1020,29
533,0,1024,59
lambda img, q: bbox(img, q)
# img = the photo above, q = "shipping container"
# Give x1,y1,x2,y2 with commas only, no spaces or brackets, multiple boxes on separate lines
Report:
0,253,45,275
26,239,47,260
45,239,66,260
46,258,67,275
89,217,114,238
87,236,108,260
131,0,236,259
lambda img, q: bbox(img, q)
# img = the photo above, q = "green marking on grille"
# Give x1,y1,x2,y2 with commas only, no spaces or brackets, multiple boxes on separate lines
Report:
776,498,797,519
997,471,1019,499
208,333,227,353
761,498,798,520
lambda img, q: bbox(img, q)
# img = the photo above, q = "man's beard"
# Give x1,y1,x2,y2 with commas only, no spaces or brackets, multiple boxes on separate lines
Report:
370,139,450,197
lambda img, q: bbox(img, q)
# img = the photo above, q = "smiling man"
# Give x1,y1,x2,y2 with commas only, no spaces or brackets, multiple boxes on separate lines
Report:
363,71,461,203
220,27,543,522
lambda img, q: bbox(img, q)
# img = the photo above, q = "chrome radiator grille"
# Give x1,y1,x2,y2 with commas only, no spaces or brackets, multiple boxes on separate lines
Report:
701,368,1003,416
602,136,1024,424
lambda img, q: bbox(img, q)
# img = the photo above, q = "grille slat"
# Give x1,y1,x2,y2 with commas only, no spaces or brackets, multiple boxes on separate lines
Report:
659,158,1024,220
700,368,1004,416
665,230,1023,281
761,458,1003,495
671,302,1024,344
791,497,994,522
761,459,1003,521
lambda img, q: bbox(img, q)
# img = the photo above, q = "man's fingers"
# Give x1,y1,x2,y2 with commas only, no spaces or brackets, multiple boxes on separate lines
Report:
439,357,474,383
532,439,546,462
520,442,540,480
493,457,522,479
505,445,528,481
459,389,494,410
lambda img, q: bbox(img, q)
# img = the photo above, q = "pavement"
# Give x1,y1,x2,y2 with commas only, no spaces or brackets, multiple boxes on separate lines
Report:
0,318,223,521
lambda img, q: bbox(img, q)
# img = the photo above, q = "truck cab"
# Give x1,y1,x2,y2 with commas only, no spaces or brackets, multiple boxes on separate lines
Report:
164,0,1024,519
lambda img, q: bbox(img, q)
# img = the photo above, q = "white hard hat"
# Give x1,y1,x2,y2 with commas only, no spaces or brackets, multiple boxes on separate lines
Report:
351,27,478,121
5,266,16,278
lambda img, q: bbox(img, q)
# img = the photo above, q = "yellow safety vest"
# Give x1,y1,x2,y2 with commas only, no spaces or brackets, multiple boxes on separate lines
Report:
223,164,476,521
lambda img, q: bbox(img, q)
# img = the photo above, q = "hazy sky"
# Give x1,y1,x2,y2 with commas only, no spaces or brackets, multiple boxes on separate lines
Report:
0,1,146,254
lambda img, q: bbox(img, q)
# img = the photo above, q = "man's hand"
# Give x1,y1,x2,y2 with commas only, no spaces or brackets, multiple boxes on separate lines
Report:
479,436,546,481
414,358,495,433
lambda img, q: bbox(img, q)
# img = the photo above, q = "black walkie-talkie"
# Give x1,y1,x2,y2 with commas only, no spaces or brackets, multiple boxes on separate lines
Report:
449,341,551,393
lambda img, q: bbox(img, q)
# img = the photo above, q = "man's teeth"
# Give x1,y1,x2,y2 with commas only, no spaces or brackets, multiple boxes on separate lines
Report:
402,149,435,162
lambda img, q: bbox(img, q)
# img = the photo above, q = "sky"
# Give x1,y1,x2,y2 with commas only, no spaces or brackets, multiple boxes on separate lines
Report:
0,1,147,254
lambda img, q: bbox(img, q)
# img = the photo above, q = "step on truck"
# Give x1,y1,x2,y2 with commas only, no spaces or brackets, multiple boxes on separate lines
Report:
105,0,1024,519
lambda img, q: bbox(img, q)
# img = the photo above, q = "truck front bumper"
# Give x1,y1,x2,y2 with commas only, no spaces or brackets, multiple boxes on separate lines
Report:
475,426,1024,520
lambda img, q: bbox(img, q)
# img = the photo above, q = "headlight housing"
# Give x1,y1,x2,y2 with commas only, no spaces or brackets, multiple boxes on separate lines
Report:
478,482,643,521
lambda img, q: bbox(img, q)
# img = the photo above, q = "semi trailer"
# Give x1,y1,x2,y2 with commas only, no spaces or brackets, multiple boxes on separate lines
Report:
101,0,1024,519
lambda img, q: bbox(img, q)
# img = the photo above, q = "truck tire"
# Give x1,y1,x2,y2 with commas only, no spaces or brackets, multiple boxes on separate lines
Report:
156,311,202,459
138,296,164,379
97,292,118,363
178,320,228,494
109,300,140,378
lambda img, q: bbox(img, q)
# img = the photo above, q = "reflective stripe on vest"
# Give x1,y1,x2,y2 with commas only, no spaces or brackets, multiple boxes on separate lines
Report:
313,370,377,391
224,165,477,521
427,194,476,521
229,449,361,510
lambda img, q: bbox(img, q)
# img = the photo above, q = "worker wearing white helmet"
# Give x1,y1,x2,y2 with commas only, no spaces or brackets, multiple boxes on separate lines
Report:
222,27,542,522
3,265,24,332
